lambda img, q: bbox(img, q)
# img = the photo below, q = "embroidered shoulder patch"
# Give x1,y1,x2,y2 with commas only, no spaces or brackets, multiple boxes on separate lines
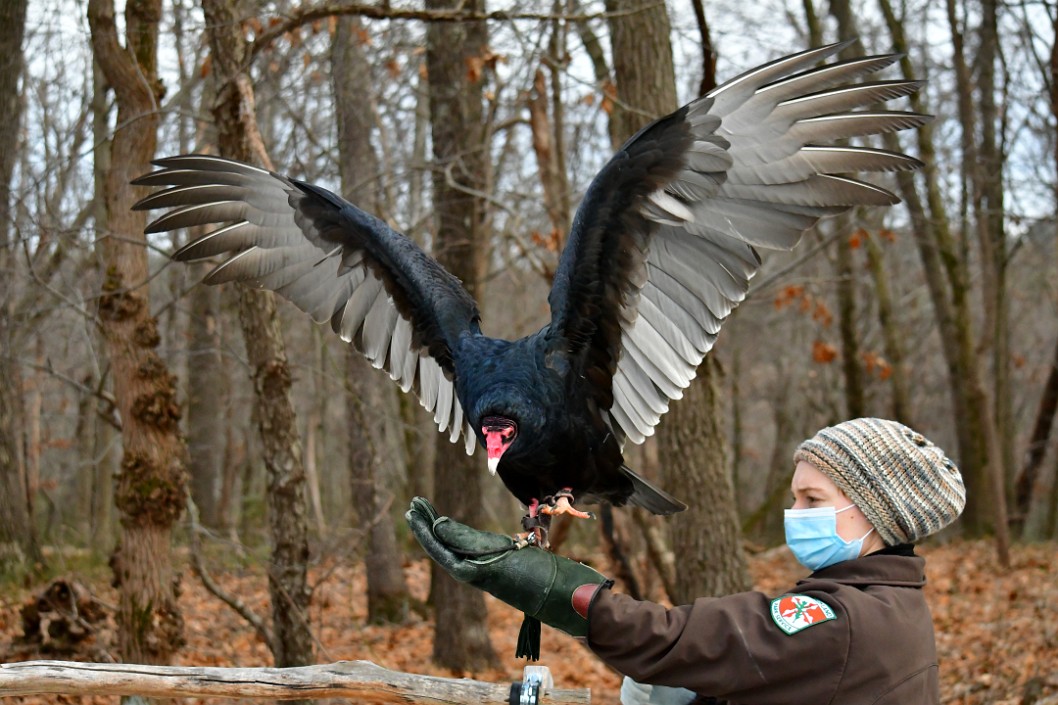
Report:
770,594,836,635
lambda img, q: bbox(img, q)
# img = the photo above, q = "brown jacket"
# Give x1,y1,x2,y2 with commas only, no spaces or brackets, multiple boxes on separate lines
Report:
587,548,938,705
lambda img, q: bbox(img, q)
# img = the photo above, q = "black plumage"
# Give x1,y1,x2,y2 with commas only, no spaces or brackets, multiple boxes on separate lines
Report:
134,42,928,519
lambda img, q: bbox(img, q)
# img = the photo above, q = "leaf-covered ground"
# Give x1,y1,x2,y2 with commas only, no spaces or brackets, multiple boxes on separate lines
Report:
1,540,1055,704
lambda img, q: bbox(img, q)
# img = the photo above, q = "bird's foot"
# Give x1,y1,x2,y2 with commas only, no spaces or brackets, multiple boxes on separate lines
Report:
517,499,552,549
540,489,596,520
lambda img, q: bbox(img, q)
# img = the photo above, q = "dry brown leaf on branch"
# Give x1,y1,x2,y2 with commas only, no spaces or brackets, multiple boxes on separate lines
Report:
812,340,838,364
849,228,867,249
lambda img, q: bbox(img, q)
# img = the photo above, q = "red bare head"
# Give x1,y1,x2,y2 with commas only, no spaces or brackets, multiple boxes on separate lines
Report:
482,416,517,475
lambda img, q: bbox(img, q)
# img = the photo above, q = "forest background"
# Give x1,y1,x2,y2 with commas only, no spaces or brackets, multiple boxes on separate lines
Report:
1,0,1057,703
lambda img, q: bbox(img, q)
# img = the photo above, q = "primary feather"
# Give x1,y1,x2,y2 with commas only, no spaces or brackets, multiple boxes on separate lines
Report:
135,42,928,514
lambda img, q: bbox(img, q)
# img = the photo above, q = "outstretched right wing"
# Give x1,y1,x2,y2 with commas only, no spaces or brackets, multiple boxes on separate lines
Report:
546,41,929,444
134,155,480,453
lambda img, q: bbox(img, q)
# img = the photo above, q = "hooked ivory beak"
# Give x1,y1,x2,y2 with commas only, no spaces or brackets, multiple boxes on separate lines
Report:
483,418,516,476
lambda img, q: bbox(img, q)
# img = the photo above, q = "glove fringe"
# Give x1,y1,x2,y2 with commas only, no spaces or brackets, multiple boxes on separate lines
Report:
515,613,541,661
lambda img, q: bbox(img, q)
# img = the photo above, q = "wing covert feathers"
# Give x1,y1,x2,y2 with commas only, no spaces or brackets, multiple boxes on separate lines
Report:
549,41,928,445
134,155,478,454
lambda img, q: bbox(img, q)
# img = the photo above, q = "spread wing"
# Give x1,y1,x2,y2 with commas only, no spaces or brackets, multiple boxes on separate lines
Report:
133,155,479,453
547,41,929,444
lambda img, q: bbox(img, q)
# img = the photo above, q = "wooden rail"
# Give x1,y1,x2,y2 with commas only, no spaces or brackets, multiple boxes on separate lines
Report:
0,659,590,703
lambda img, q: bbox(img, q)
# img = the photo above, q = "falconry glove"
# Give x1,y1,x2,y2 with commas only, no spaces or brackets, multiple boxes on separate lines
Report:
406,497,610,659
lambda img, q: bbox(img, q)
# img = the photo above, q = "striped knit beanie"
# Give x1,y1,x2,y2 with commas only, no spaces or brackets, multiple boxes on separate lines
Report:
793,418,966,545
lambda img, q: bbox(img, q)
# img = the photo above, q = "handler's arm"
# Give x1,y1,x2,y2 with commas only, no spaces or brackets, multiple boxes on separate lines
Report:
406,497,845,704
588,588,847,704
405,497,609,637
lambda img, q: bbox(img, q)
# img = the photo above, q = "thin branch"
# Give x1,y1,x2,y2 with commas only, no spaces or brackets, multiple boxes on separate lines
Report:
186,491,275,647
629,508,676,602
748,225,847,297
15,358,120,431
249,2,663,60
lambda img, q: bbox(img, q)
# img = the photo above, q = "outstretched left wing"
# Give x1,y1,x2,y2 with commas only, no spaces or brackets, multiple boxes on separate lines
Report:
134,155,480,453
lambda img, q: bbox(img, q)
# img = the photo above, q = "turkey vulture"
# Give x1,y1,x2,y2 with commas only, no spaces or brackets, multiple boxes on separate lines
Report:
135,41,927,537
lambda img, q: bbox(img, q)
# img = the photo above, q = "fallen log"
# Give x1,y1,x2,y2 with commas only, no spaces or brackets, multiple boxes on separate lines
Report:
0,659,590,703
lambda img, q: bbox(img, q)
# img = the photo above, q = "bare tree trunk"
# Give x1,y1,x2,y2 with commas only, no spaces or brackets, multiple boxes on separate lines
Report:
87,0,188,665
0,367,35,577
331,15,413,625
74,377,110,546
609,0,750,600
528,68,565,247
24,341,42,541
0,0,27,240
425,0,497,670
729,327,745,513
91,403,120,552
975,0,1014,498
234,292,314,668
933,0,1008,556
401,70,437,501
571,2,617,151
1021,17,1058,540
0,0,41,581
198,0,314,673
75,378,97,540
89,50,117,556
690,0,717,97
802,0,823,45
745,389,801,544
186,274,224,527
605,0,676,144
303,406,327,535
975,0,1014,562
877,0,997,540
1019,334,1058,538
216,419,245,545
944,0,975,240
661,364,750,600
823,21,868,422
862,228,913,423
602,0,678,601
347,352,412,621
1046,459,1058,539
834,219,865,418
527,11,572,247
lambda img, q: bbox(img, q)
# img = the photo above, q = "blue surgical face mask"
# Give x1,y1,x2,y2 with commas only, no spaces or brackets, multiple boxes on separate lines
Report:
784,504,874,571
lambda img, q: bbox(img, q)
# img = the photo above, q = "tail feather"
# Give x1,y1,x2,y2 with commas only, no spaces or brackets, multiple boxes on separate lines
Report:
621,466,687,515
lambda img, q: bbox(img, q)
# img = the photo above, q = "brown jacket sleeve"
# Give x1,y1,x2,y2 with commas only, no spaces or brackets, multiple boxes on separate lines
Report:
587,587,849,704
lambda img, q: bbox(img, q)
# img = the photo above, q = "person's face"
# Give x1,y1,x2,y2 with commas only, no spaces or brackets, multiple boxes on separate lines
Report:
790,461,880,548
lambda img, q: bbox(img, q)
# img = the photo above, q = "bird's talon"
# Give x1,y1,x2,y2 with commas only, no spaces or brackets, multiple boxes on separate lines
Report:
512,531,535,549
539,493,594,520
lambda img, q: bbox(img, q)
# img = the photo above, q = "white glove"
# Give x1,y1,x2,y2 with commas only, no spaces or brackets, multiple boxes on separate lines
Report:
620,676,697,705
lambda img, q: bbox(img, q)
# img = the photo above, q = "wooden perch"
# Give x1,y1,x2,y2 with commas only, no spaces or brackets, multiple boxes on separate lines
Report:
0,659,591,703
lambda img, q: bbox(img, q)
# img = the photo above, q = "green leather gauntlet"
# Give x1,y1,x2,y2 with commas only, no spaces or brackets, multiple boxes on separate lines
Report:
405,497,609,654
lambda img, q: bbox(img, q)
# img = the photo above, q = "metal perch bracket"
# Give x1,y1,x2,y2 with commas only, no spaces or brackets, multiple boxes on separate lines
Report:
509,665,555,705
